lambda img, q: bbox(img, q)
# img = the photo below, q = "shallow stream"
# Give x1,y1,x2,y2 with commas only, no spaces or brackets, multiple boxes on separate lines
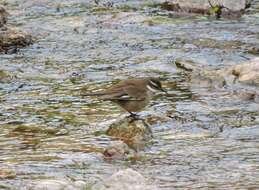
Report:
0,0,259,189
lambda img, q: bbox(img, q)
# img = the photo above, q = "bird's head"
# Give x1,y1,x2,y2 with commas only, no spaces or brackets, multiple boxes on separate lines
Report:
147,78,167,93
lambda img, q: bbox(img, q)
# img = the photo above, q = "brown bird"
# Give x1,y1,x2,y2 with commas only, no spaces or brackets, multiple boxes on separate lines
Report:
84,78,167,117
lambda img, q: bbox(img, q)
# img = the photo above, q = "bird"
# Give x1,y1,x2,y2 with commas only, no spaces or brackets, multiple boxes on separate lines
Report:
83,78,167,118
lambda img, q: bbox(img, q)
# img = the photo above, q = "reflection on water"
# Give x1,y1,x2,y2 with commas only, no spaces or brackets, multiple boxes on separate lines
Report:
0,0,259,189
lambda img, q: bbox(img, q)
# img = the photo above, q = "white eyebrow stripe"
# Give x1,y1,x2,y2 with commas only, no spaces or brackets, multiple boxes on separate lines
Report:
147,84,157,92
150,81,158,87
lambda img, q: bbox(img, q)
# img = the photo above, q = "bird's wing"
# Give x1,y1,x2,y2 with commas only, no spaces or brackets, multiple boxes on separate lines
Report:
83,79,147,101
120,83,146,101
100,83,145,101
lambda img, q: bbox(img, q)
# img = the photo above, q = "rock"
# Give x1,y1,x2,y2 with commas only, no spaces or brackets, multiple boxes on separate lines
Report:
174,59,196,72
187,67,229,88
0,6,8,28
0,27,33,53
11,124,60,135
160,0,251,18
171,0,251,11
175,58,259,102
0,6,33,53
106,117,153,151
92,168,158,190
0,70,16,83
31,179,87,190
103,140,131,159
0,168,16,179
177,58,259,87
232,58,259,85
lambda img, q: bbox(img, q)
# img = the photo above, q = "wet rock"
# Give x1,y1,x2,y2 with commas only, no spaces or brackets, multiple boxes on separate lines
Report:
8,124,68,137
0,27,33,53
175,59,196,72
247,46,259,55
176,60,229,88
103,140,130,159
92,168,158,190
177,58,259,86
0,168,16,179
175,58,259,102
31,179,87,190
173,0,250,11
106,117,153,151
159,0,251,18
0,6,8,28
190,68,228,88
0,70,16,83
0,6,33,53
231,58,259,85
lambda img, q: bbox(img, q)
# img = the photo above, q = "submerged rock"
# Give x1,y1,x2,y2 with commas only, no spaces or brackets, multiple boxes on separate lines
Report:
0,168,16,179
0,27,33,53
92,168,158,190
103,140,131,159
175,58,259,102
106,117,153,151
232,58,259,85
0,70,16,83
0,6,8,28
11,124,61,135
0,6,33,53
31,179,87,190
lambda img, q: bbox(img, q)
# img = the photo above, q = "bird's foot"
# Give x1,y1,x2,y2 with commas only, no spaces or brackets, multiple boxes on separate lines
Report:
126,112,141,122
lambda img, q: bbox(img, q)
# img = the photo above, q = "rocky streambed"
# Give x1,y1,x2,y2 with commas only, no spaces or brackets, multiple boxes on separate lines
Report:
0,0,259,189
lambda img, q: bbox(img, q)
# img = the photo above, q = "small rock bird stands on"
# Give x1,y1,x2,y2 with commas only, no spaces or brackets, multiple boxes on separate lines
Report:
84,78,167,117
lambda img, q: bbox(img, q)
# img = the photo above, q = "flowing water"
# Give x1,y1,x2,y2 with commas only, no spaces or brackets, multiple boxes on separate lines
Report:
0,0,259,189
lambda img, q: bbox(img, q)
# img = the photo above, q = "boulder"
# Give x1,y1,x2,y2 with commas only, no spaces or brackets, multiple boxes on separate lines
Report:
92,168,158,190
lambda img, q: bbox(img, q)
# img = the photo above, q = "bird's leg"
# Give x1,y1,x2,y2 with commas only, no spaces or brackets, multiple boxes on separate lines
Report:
127,111,138,119
126,111,141,122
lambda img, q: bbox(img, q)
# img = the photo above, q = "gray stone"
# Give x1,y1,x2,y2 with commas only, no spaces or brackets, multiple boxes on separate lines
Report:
92,168,158,190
